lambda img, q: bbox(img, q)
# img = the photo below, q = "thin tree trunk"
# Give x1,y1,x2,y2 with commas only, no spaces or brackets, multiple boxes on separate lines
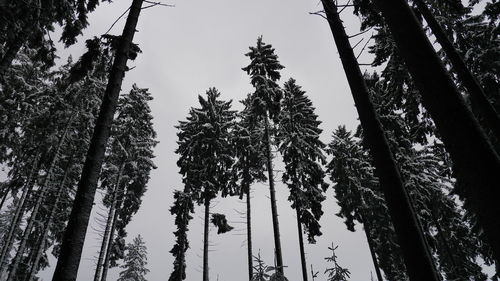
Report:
93,164,124,281
295,208,308,281
245,185,253,281
0,156,39,278
0,191,8,212
100,179,126,281
51,0,144,279
320,2,440,280
263,114,284,276
362,218,384,281
8,114,72,281
414,0,500,140
372,0,500,264
0,26,31,79
26,164,71,281
430,208,459,278
203,196,210,281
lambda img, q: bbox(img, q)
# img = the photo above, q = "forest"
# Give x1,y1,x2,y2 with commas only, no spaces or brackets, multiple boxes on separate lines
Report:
0,0,499,280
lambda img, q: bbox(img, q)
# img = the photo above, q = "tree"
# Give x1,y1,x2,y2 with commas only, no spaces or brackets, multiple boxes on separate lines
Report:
52,0,145,279
117,234,149,281
371,0,500,264
319,1,440,280
232,95,267,281
324,244,350,281
277,78,328,281
168,189,194,281
242,36,286,277
176,88,236,281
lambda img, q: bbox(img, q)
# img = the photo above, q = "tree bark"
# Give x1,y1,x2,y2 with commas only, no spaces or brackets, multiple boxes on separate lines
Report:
245,185,253,281
26,164,71,281
202,196,210,281
8,114,72,281
320,2,440,280
51,0,144,280
263,114,284,276
413,0,500,142
0,190,8,212
362,218,384,281
0,156,39,279
93,164,124,281
373,0,500,265
0,26,31,79
295,208,308,281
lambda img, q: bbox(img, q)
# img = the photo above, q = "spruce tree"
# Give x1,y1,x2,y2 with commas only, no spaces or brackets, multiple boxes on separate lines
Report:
242,36,286,277
176,88,236,281
277,78,328,281
117,235,149,281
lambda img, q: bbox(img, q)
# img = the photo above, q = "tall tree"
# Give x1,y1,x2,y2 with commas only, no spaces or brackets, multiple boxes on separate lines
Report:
319,1,440,280
232,95,267,281
52,0,145,279
176,88,236,281
242,36,286,277
117,234,149,281
370,0,500,264
277,78,328,281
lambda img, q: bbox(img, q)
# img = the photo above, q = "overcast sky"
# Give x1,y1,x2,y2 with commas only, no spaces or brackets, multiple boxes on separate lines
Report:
38,1,381,280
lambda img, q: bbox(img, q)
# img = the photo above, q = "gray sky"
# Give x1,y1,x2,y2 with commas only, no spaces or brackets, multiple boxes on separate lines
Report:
38,1,380,280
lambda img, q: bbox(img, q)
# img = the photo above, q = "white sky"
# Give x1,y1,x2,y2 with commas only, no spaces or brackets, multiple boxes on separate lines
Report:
38,0,381,280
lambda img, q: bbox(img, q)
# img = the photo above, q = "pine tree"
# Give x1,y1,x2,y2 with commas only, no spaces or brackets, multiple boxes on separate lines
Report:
324,243,350,281
232,95,267,281
319,1,440,280
117,235,149,281
242,36,286,277
176,88,236,281
276,78,328,281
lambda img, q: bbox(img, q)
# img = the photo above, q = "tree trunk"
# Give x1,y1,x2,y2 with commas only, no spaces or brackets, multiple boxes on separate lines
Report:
0,156,39,278
373,0,500,265
320,2,440,280
245,185,253,281
295,208,308,281
203,196,210,281
93,164,124,281
0,191,8,212
263,114,284,276
100,179,126,281
51,0,144,279
430,208,459,278
413,0,500,141
26,164,71,281
362,218,384,281
8,114,72,281
0,27,30,79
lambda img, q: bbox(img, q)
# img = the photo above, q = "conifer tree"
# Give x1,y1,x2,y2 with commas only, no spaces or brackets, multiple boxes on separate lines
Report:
232,95,267,281
277,78,328,281
242,36,286,277
117,234,149,281
176,88,235,281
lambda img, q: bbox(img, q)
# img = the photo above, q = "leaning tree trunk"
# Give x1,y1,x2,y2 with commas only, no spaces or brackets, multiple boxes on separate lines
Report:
26,164,71,281
362,216,384,281
93,163,124,281
245,184,253,281
413,0,500,141
263,113,284,276
203,196,210,281
295,208,308,281
0,23,33,79
373,0,500,265
0,156,40,278
0,190,8,212
100,182,126,281
51,0,144,280
320,2,440,280
8,115,72,281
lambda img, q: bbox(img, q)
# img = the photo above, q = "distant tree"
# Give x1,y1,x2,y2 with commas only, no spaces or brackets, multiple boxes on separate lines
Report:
242,36,286,276
176,88,235,281
277,78,328,281
324,244,350,281
117,234,149,281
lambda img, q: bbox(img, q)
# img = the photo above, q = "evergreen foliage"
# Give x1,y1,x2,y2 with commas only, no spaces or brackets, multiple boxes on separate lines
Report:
117,234,150,281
